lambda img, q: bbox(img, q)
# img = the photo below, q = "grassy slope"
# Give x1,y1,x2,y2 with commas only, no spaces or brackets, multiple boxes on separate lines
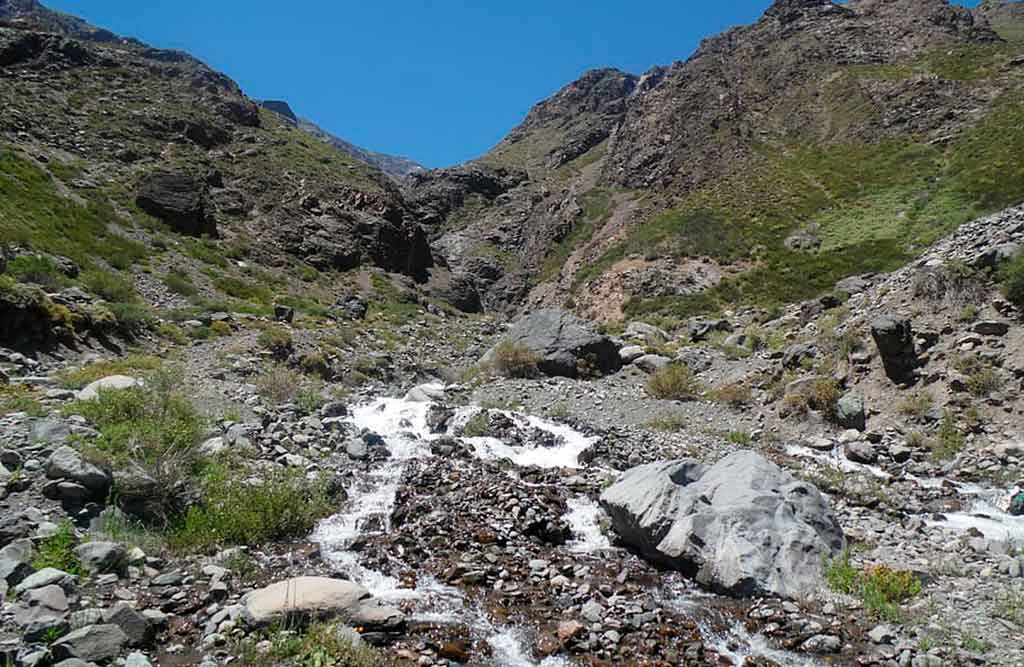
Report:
568,35,1024,324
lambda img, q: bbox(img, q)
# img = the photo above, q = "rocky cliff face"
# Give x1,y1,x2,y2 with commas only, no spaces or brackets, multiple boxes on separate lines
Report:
0,9,433,295
410,0,1024,323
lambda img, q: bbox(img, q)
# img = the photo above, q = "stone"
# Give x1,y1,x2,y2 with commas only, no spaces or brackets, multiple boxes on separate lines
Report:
0,555,34,586
801,634,841,653
835,393,866,431
869,624,897,644
74,542,127,575
30,418,71,443
124,652,154,667
321,402,348,419
0,512,34,549
624,321,669,345
1010,491,1024,517
844,441,877,464
600,451,844,599
273,304,294,323
102,603,154,646
782,343,818,369
0,538,36,564
973,320,1010,337
349,599,406,631
76,375,142,401
45,446,111,494
135,171,215,237
51,624,129,663
17,584,70,642
404,384,446,403
242,577,372,627
870,316,918,384
481,309,621,378
634,355,672,374
688,318,732,342
619,346,646,364
15,568,77,595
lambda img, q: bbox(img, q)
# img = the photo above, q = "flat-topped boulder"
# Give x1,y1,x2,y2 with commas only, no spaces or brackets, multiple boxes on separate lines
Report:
241,577,405,630
481,309,621,378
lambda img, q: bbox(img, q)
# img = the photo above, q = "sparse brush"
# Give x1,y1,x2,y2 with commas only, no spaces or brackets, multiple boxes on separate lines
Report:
646,364,704,401
492,341,540,378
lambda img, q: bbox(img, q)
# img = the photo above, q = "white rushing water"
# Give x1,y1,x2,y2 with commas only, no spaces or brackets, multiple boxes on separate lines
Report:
564,496,612,553
784,443,1024,543
312,388,602,666
455,407,599,469
927,484,1024,542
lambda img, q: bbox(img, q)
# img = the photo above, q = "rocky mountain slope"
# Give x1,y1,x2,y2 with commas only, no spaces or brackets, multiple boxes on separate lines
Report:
413,0,1024,324
261,100,425,180
3,2,1024,667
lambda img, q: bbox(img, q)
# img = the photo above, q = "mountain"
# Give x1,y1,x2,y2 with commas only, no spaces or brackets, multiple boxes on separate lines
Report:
411,0,1024,325
260,100,425,180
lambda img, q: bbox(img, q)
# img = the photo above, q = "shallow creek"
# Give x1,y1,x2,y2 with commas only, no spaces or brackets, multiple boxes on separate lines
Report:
312,388,827,666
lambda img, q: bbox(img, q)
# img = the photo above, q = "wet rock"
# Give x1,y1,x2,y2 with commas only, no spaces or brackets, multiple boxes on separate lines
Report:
45,446,111,495
801,634,841,653
438,641,470,662
844,441,877,464
871,316,919,384
600,451,844,599
404,384,446,403
51,624,129,663
481,309,621,378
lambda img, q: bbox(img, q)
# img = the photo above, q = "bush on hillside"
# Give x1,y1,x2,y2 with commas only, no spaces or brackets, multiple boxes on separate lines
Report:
646,364,703,401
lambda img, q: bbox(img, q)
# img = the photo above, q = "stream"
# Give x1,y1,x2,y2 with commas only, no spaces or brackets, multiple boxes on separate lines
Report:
310,386,1022,666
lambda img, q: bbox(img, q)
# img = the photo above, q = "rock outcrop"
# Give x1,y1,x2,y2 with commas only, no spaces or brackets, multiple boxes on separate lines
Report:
600,451,845,599
482,308,621,378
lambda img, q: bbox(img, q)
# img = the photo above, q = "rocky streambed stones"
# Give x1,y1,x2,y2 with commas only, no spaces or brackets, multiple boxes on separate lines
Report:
600,450,844,599
241,577,405,630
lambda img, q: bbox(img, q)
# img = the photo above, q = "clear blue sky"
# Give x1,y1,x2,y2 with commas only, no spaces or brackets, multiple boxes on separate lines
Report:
43,0,980,168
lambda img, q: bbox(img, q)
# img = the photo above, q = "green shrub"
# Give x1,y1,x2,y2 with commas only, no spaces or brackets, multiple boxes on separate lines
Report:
825,550,922,622
59,355,163,390
214,274,272,304
295,388,325,415
898,390,934,418
170,467,332,554
999,252,1024,308
647,413,687,432
782,377,841,421
258,325,293,358
81,269,136,303
105,302,154,332
163,269,198,297
211,321,232,337
491,341,540,378
711,382,753,407
462,412,490,438
727,430,752,445
646,364,704,401
255,364,303,405
6,255,67,290
237,623,386,667
33,520,83,575
70,368,204,470
931,410,965,460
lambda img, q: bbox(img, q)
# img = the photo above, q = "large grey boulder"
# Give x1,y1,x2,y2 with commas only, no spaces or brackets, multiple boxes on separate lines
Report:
135,171,216,237
76,375,141,401
45,447,111,495
16,584,69,642
51,624,129,663
242,577,404,629
599,451,844,599
870,316,918,384
835,393,866,431
482,309,621,378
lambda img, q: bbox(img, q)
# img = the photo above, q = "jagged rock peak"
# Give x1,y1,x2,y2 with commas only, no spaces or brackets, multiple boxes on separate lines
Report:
764,0,841,23
260,100,298,126
518,68,639,129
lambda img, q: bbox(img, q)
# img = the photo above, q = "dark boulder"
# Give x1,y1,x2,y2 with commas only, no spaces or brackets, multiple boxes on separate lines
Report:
482,309,621,378
135,171,216,237
870,316,919,384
